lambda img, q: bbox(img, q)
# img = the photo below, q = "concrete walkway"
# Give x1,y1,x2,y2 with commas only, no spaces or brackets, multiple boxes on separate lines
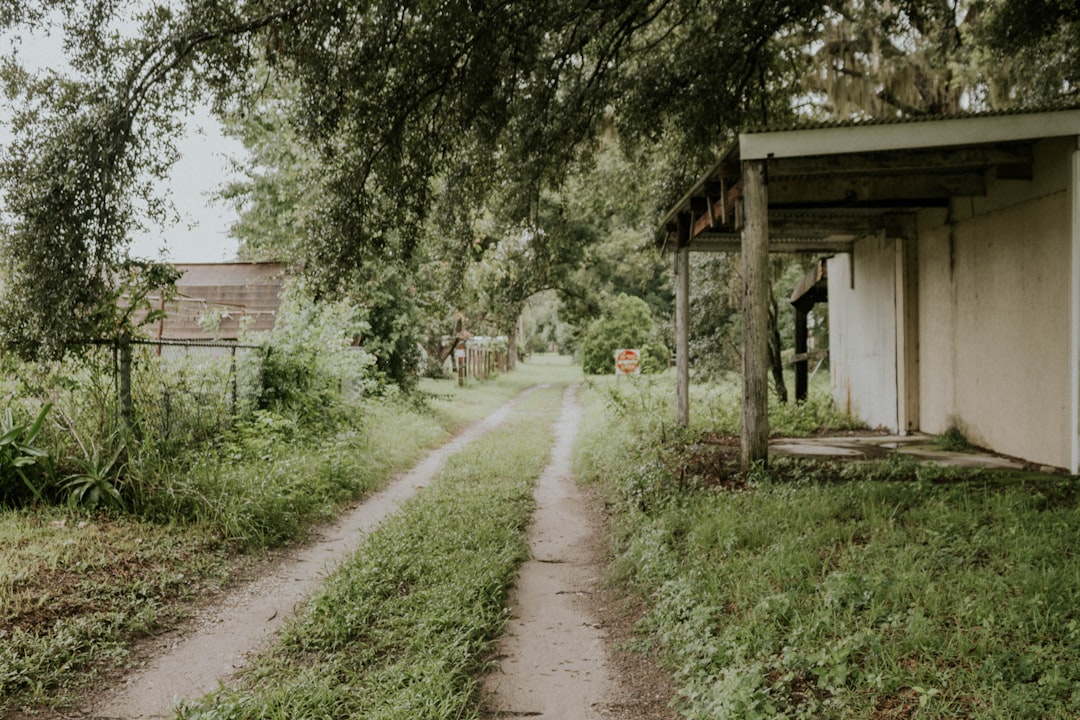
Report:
481,385,631,719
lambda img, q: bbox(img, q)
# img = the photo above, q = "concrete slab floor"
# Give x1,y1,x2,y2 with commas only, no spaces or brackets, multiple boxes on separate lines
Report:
770,434,1044,471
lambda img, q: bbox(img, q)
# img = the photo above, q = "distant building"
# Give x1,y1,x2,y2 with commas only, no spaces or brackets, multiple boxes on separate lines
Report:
142,262,287,341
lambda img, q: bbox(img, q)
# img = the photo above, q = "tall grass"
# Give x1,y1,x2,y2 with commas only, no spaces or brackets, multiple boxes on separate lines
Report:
419,353,582,429
574,380,1080,719
588,369,863,440
178,383,567,719
0,511,229,711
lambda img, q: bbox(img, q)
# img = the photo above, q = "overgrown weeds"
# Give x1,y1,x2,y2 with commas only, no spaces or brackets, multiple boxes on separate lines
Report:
0,511,230,711
575,381,1080,719
0,357,577,715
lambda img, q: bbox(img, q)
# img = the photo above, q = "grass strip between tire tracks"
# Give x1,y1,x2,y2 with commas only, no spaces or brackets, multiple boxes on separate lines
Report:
177,382,566,719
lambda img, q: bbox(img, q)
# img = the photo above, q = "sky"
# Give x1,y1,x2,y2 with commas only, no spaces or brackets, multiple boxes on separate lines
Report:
1,20,247,264
128,111,246,263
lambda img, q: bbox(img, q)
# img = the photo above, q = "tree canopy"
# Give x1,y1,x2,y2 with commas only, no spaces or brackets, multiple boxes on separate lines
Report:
0,0,1077,372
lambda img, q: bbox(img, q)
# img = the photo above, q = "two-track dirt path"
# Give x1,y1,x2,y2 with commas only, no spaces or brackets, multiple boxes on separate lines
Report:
480,385,675,720
73,383,674,720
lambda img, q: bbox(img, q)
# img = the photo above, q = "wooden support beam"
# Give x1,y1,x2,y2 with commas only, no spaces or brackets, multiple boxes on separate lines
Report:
1071,142,1080,474
766,144,1034,178
691,194,734,239
895,236,920,433
690,237,856,254
741,159,770,469
675,214,691,427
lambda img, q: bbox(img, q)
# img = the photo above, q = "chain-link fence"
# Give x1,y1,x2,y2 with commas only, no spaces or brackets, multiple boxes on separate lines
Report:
109,337,267,456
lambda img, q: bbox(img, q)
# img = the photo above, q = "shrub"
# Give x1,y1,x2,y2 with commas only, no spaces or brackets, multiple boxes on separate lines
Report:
580,294,668,375
0,402,52,506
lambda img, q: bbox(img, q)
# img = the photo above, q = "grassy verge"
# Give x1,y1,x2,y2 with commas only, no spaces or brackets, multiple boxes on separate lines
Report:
0,512,228,712
584,368,863,440
0,361,576,715
177,383,566,719
575,381,1080,719
419,353,581,429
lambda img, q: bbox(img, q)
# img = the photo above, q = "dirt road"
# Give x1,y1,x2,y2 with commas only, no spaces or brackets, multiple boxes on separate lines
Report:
75,384,674,719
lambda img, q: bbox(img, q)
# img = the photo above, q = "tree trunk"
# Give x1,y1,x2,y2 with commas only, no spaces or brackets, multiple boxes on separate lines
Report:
507,320,518,371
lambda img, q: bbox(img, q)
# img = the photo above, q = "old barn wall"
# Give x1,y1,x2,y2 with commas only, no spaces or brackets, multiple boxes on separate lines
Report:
917,137,1073,468
827,235,899,431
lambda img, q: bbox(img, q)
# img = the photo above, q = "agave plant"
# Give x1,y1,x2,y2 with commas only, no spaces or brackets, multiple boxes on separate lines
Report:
0,402,53,503
62,437,127,511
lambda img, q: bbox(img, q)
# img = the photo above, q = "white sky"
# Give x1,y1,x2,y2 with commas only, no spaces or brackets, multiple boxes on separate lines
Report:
1,23,246,263
131,112,245,263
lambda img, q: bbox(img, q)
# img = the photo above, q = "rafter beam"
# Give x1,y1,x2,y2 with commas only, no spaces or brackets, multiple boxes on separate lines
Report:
768,171,987,206
689,236,857,254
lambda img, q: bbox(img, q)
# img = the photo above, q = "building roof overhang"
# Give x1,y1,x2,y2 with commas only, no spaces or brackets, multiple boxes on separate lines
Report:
660,106,1080,253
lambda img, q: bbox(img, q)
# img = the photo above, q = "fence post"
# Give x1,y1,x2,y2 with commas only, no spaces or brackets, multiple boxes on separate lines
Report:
230,345,238,416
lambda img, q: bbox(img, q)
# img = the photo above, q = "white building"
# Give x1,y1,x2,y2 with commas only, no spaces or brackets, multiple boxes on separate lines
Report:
662,106,1080,471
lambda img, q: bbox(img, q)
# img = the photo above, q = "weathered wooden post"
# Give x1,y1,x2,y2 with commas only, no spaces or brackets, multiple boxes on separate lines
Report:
741,159,770,469
455,343,466,387
229,345,239,416
675,213,691,427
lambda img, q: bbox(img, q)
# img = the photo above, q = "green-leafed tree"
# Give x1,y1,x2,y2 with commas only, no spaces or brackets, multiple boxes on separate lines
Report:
218,72,317,264
581,293,669,376
0,0,826,371
556,136,673,346
975,0,1080,105
4,0,1076,379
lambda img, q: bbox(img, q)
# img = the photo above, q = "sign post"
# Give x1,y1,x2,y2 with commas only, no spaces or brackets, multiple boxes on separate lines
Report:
454,345,467,386
614,348,641,378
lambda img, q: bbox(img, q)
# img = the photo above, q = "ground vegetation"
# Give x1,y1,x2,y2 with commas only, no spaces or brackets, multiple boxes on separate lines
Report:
176,381,566,719
0,341,552,714
575,376,1080,719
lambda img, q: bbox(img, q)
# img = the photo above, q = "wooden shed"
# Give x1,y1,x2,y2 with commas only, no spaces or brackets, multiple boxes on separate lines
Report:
660,106,1080,472
146,262,287,341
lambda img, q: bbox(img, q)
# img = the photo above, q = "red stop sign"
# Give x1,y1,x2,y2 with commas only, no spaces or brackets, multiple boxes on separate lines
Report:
615,348,640,374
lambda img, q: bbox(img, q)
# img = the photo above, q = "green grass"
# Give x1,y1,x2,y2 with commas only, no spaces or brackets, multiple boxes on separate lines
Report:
177,383,567,719
574,382,1080,720
0,373,549,714
586,368,863,441
164,398,452,549
0,510,229,711
419,353,582,429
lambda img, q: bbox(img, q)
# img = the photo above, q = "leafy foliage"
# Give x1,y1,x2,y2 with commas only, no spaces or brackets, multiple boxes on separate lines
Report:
3,0,1078,379
61,436,126,510
255,283,378,409
0,0,826,368
581,293,669,375
977,0,1080,105
0,402,52,505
